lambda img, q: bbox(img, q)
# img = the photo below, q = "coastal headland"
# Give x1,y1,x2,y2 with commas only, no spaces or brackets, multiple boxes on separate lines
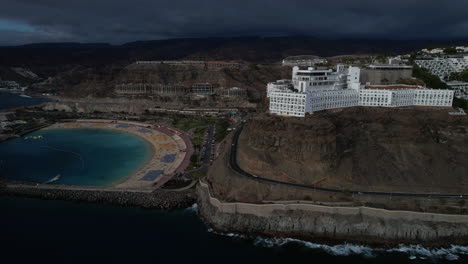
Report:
1,109,467,247
198,107,468,247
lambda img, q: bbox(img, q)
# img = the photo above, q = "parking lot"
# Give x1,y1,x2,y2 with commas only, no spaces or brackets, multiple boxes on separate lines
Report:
199,125,216,166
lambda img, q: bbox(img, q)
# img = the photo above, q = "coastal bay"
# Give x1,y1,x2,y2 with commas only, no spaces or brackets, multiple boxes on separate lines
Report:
0,127,151,186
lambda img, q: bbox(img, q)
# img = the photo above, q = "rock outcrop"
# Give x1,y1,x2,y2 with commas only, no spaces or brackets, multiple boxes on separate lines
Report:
197,181,468,247
205,107,468,212
238,107,468,193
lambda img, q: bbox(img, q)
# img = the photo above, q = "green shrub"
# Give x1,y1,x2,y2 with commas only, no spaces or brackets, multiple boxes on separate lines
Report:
412,65,450,89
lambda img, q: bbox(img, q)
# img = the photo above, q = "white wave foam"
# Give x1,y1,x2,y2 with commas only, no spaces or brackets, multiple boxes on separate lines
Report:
387,244,468,261
206,227,245,238
206,227,468,261
253,237,376,258
185,203,198,213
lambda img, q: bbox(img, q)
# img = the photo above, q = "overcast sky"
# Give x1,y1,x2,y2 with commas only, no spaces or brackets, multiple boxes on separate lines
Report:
1,0,467,45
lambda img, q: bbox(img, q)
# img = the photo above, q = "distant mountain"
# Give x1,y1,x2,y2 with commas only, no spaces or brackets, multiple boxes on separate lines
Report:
2,36,468,94
15,42,112,49
1,36,468,70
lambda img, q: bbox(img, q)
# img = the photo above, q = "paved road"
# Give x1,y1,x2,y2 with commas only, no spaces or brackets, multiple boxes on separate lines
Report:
229,124,468,199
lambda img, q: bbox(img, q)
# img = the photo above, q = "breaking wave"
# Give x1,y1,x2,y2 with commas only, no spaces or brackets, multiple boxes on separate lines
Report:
386,244,468,261
253,237,376,258
207,228,468,261
185,203,199,213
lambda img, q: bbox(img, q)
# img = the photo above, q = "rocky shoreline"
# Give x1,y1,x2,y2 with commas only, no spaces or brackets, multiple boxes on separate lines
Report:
3,178,468,248
0,181,196,210
196,181,468,248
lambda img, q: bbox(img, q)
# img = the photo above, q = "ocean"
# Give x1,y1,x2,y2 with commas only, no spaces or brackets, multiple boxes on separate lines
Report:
1,197,467,264
0,91,52,110
0,101,466,263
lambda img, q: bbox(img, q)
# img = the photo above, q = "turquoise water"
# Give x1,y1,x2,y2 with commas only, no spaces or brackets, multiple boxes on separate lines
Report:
0,128,151,186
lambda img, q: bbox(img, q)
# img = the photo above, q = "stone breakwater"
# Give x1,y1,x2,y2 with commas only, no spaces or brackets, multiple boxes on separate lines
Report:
197,181,468,247
1,182,196,210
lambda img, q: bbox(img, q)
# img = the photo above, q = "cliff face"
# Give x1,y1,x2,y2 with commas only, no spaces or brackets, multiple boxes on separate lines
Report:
197,181,468,246
201,107,468,245
237,108,468,193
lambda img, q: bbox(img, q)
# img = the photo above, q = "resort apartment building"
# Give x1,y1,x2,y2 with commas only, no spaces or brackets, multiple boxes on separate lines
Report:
0,80,21,90
421,48,444,54
131,60,240,71
447,81,468,99
415,57,468,80
267,66,454,117
205,61,240,70
191,83,215,95
135,60,205,66
282,58,327,67
217,87,247,97
115,83,188,95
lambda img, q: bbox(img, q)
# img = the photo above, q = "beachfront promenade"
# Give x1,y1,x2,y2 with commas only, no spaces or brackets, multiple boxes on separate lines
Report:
47,119,194,190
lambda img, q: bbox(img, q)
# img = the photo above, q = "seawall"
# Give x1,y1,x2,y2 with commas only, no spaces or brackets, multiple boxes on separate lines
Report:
197,181,468,246
1,182,196,210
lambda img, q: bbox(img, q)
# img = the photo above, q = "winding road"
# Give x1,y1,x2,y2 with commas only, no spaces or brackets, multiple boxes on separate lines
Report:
229,124,468,199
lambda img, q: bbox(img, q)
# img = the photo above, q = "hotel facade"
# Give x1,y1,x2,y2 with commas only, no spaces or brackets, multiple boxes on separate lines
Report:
267,66,454,117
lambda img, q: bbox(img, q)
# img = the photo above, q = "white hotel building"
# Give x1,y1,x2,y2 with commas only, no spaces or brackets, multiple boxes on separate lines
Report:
267,66,454,117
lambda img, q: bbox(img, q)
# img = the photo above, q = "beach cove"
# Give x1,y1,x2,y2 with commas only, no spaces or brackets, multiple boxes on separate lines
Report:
0,120,192,189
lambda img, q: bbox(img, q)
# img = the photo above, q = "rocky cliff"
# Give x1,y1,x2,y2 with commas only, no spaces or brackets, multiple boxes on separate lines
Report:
237,108,468,193
200,107,468,246
205,107,468,214
197,181,468,247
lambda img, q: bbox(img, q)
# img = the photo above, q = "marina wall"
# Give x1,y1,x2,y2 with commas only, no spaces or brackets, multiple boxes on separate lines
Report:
1,183,196,210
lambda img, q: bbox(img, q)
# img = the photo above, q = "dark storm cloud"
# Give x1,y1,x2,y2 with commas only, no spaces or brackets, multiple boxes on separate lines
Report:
0,0,467,45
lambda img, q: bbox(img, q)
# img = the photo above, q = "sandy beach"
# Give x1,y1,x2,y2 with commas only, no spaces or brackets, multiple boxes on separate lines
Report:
44,120,190,190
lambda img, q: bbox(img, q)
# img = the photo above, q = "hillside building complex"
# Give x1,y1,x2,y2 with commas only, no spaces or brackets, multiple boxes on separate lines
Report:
282,58,327,67
415,57,468,80
447,81,468,99
115,83,246,98
421,48,444,54
131,60,240,71
267,66,454,117
115,84,188,95
191,83,215,95
218,87,247,97
0,80,21,90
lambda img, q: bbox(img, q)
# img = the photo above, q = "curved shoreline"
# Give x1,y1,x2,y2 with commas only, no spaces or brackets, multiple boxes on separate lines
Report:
35,119,190,189
35,126,154,187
